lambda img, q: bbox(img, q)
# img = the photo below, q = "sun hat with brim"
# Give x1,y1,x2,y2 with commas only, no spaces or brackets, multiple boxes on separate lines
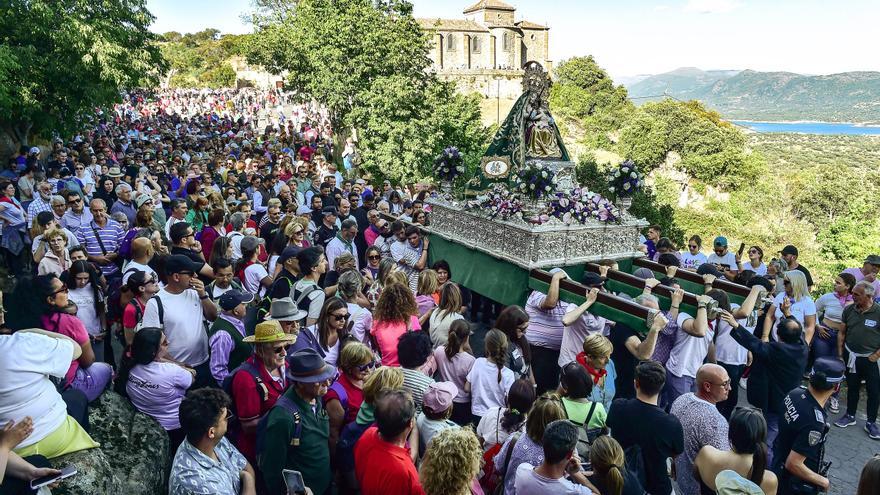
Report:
242,320,298,344
265,297,308,322
288,348,336,383
107,167,124,178
135,194,153,209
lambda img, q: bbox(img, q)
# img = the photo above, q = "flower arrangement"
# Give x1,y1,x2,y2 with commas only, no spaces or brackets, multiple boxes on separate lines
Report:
608,159,642,197
433,146,465,182
512,164,558,200
549,188,619,224
466,184,523,221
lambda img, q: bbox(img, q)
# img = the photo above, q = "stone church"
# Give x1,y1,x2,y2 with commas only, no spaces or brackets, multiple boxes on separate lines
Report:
418,0,552,122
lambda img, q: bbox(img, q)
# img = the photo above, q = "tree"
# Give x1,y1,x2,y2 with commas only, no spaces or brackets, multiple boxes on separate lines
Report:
0,0,164,149
245,0,431,132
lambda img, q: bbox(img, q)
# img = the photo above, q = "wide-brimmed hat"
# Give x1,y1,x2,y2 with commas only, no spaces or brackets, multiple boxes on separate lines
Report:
288,348,336,383
107,166,124,178
265,297,308,322
242,320,298,344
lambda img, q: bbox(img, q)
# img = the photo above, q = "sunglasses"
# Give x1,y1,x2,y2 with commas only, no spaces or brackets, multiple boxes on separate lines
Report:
749,249,758,254
688,245,698,249
273,344,291,355
783,279,791,285
51,283,69,296
332,313,350,322
357,361,379,372
368,255,381,260
68,197,82,205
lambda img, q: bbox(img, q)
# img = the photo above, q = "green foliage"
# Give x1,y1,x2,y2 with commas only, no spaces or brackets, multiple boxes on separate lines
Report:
246,0,487,182
0,0,164,142
549,56,633,148
160,31,250,88
245,0,431,129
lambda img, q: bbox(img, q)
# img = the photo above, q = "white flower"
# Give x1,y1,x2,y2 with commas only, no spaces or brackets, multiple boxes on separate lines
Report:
541,171,548,178
443,167,449,173
545,186,551,191
456,166,464,172
559,198,570,208
520,183,526,190
614,170,620,177
623,182,631,190
630,172,637,179
529,184,535,190
562,212,572,224
609,187,615,192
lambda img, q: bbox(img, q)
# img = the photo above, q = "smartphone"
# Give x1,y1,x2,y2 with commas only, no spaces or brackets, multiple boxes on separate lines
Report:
30,465,77,490
580,461,592,472
738,242,746,257
283,469,306,495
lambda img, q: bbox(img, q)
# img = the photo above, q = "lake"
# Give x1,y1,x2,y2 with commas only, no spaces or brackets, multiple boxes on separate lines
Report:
730,120,880,135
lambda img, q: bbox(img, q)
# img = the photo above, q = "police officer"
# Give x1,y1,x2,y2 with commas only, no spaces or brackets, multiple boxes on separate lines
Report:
772,357,846,494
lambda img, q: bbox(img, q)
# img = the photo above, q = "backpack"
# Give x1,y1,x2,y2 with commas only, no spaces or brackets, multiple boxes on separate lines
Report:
222,361,269,438
291,283,321,324
325,381,349,420
572,401,607,460
624,443,648,490
335,419,372,474
256,395,303,465
483,431,522,495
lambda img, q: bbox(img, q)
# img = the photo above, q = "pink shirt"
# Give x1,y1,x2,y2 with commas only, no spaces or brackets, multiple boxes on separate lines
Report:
41,313,89,386
433,346,475,402
371,315,421,366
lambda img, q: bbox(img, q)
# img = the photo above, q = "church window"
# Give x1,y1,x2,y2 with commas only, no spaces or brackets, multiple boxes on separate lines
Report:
503,32,512,51
472,35,481,53
446,33,456,51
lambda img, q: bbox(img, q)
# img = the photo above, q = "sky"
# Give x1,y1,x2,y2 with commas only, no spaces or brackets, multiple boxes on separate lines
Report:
146,0,880,79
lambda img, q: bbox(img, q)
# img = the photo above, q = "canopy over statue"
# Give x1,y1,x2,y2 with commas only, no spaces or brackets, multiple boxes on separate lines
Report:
478,62,572,189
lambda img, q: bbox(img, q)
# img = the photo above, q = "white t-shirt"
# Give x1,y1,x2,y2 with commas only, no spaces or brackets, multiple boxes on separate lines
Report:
666,312,714,379
243,263,270,298
68,285,102,336
466,357,515,417
428,310,464,348
122,260,157,284
558,302,607,368
707,251,738,271
743,262,768,276
0,333,75,448
227,231,244,261
771,292,817,341
141,288,209,366
514,463,594,495
715,303,756,366
680,251,708,270
476,406,515,451
164,216,185,240
212,283,234,299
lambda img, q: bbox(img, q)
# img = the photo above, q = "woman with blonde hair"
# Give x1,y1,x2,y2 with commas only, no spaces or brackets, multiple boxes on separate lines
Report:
762,269,816,343
428,282,465,348
416,269,439,324
588,435,644,495
495,393,568,495
325,342,376,456
420,428,483,495
577,333,617,411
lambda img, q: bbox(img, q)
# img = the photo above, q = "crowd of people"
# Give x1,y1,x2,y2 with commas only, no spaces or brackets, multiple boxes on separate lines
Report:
0,88,879,495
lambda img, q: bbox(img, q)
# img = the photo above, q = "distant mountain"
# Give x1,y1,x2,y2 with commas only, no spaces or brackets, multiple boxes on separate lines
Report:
625,68,880,122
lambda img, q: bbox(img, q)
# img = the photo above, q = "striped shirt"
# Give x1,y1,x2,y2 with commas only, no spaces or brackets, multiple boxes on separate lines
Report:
26,196,52,228
524,290,568,350
400,367,435,417
75,219,125,275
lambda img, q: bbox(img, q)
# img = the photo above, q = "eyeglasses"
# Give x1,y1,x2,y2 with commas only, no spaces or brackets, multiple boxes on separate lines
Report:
783,279,791,285
688,245,698,249
357,361,379,372
332,313,350,322
273,344,291,355
368,255,381,260
749,249,758,254
67,197,82,205
50,283,69,296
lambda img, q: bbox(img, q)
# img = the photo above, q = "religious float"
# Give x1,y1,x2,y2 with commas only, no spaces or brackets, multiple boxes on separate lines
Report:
421,62,750,332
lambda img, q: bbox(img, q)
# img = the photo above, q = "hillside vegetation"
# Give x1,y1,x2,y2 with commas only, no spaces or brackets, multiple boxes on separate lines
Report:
550,57,880,294
627,67,880,122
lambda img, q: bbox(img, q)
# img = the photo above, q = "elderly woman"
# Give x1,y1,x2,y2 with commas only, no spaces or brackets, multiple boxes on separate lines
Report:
37,228,71,276
324,342,375,456
7,274,112,403
0,180,28,276
420,428,483,495
576,333,617,411
118,327,194,453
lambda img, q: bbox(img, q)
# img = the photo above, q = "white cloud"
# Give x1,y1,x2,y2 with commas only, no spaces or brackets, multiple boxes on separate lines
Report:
684,0,741,14
654,5,670,11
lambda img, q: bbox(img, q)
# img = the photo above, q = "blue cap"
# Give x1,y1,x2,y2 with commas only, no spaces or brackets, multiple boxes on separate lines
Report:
218,290,255,311
713,236,728,247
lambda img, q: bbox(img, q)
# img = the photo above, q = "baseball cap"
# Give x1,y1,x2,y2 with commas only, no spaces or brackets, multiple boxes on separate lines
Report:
29,146,40,154
296,204,311,216
581,271,607,287
810,357,846,388
633,267,655,280
713,236,728,247
218,290,255,311
780,245,798,257
164,254,199,275
321,206,338,217
422,382,459,414
240,235,264,253
864,254,880,266
279,246,302,265
696,263,724,278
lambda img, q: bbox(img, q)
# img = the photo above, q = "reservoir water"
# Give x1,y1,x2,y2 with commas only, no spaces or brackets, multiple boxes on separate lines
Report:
730,120,880,135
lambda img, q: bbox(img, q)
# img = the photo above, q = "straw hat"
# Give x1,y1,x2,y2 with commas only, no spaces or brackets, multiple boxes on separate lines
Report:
242,320,298,344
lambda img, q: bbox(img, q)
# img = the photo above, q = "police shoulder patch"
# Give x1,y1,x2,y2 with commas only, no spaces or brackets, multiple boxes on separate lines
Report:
814,408,824,423
808,430,822,446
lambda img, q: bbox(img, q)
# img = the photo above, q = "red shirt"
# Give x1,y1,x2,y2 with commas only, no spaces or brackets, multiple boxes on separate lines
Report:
230,356,288,464
323,373,364,425
354,427,424,495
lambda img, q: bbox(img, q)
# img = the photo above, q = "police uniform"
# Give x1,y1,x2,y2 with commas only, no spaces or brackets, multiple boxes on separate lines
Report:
773,386,828,494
